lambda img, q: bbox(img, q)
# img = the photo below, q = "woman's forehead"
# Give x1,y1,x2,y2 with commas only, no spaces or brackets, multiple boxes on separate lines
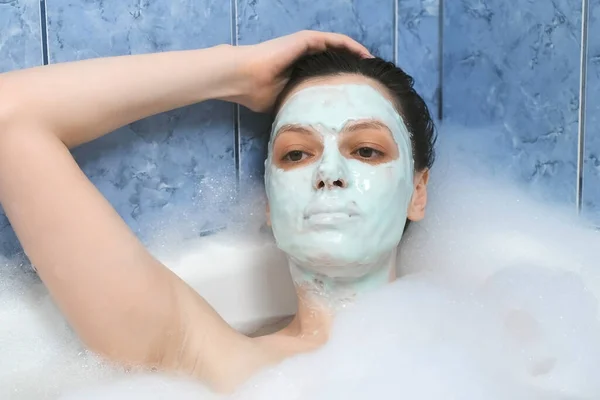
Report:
278,73,396,107
271,84,403,138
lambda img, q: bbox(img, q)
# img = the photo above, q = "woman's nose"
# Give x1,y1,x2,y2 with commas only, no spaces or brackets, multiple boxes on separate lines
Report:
314,153,349,190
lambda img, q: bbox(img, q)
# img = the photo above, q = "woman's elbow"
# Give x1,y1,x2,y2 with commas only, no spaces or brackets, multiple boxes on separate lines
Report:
0,74,34,138
0,76,18,133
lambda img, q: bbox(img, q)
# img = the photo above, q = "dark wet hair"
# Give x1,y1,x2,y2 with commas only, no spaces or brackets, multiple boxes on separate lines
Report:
274,49,437,172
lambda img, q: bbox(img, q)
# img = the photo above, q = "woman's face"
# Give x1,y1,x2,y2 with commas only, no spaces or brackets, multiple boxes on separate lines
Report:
264,74,426,276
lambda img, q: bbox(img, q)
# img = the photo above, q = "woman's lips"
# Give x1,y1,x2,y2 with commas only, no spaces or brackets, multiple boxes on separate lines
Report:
307,212,353,225
304,201,360,218
304,203,360,227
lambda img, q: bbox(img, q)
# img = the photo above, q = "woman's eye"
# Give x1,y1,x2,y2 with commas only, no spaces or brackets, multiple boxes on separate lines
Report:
283,150,309,162
355,147,383,159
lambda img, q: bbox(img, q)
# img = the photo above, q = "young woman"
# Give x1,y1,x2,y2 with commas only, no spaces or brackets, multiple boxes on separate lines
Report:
0,30,435,392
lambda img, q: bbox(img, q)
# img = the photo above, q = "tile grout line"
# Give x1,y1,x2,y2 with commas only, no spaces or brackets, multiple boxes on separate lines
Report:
438,0,444,121
231,0,241,190
233,105,241,189
393,0,398,65
576,0,590,214
39,0,49,65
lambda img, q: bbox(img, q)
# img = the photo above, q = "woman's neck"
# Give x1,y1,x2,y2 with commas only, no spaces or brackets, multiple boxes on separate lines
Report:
279,250,397,341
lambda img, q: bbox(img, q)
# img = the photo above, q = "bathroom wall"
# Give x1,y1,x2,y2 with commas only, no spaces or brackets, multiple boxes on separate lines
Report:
583,0,600,221
0,0,596,260
0,0,41,70
444,0,582,207
443,0,598,223
46,0,238,244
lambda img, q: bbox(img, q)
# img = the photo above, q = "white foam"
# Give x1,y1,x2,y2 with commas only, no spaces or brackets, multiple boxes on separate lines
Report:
2,125,600,400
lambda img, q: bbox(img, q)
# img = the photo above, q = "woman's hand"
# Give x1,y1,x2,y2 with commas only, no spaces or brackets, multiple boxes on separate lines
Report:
229,31,372,112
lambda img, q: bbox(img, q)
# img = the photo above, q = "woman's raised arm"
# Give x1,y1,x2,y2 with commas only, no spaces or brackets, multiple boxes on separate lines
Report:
0,31,370,390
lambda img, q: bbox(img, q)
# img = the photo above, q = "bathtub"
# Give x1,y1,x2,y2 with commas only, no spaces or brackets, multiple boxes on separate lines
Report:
162,235,298,334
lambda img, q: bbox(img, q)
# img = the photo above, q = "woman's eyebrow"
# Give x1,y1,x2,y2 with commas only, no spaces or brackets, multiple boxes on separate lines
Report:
275,124,317,136
343,120,391,133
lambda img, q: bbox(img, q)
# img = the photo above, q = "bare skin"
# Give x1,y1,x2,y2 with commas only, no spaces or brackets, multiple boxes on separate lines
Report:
0,31,372,392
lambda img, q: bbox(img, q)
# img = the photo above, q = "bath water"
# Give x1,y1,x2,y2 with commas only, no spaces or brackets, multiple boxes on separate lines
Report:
1,125,599,400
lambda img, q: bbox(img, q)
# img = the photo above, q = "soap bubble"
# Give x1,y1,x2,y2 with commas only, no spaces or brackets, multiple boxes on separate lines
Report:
1,125,599,400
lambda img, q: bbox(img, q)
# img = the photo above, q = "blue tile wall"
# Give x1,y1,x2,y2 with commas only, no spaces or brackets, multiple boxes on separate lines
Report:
2,0,599,261
443,0,582,205
0,0,42,73
397,0,440,117
235,0,396,191
45,0,237,244
583,0,600,223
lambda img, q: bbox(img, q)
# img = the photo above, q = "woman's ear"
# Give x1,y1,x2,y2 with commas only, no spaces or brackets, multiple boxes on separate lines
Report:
407,169,429,222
